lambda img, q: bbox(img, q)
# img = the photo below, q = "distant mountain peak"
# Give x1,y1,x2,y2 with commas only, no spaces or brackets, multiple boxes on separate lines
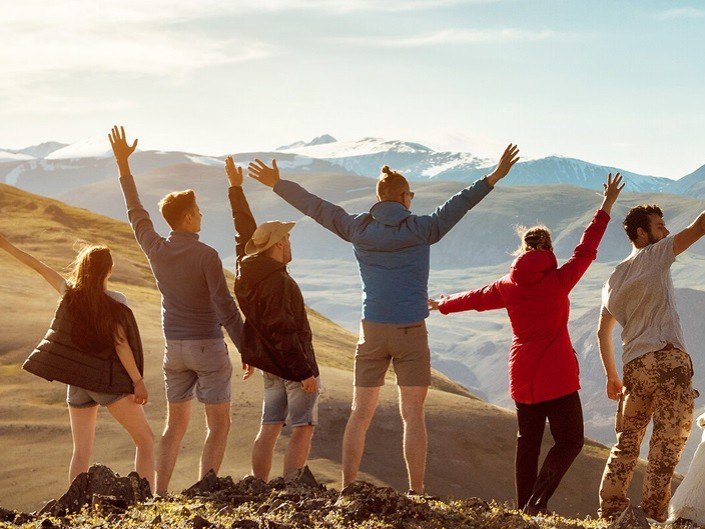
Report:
277,134,337,151
0,141,68,160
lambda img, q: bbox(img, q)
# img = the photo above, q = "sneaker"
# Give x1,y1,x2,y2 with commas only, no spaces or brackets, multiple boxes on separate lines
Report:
406,490,440,501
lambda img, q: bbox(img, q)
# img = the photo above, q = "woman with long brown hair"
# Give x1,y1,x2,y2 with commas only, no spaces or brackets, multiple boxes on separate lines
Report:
0,235,155,491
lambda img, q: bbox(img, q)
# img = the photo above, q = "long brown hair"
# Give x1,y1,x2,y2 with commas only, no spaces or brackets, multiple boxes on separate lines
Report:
63,245,124,351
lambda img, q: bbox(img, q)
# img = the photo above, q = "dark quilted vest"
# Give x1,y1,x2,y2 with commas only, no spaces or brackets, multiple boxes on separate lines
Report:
22,297,144,394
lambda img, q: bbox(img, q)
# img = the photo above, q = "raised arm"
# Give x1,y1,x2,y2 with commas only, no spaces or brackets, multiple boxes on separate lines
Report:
673,210,705,256
434,281,505,314
225,156,257,265
597,309,622,401
109,125,162,255
114,324,148,404
248,159,358,241
556,173,623,291
414,144,520,243
0,234,66,294
203,250,244,352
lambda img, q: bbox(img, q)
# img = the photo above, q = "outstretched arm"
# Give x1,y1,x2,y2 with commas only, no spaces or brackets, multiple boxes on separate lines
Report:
225,156,257,265
415,144,520,243
674,210,705,256
0,234,66,294
434,281,505,314
597,309,622,401
109,125,162,255
556,173,623,291
248,158,358,241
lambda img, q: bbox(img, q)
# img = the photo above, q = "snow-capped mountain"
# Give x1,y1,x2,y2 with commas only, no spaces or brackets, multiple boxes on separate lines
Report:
663,163,705,197
277,134,337,151
46,136,125,160
0,141,67,161
279,136,492,182
277,136,670,192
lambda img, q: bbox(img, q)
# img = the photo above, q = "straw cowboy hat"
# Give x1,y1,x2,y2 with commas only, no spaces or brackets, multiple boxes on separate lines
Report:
245,221,296,256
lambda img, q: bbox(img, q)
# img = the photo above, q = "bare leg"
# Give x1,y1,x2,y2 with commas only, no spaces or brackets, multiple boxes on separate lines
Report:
399,385,428,493
341,386,381,487
107,397,156,492
251,423,283,481
284,425,315,474
68,405,98,484
156,400,191,495
200,402,231,478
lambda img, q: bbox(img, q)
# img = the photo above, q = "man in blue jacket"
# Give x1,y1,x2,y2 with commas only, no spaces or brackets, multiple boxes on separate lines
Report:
248,144,519,494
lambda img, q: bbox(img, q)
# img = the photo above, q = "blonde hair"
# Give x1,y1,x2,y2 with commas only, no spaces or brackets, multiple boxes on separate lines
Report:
513,225,552,256
376,166,409,201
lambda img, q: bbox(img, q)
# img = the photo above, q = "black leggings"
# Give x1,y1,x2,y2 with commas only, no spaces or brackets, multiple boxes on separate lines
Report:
515,391,584,512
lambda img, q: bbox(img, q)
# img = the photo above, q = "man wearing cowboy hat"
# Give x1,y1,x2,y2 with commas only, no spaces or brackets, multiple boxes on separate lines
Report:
225,156,320,481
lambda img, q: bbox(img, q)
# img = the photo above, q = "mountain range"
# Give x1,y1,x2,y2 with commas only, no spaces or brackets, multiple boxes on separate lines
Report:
3,134,705,196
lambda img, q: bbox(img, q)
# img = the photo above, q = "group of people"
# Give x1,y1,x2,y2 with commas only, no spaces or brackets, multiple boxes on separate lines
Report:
1,125,704,523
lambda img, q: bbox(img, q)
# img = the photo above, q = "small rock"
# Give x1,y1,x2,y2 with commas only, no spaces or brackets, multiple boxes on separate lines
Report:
190,514,213,529
608,505,650,529
230,521,259,529
0,507,15,523
150,514,162,526
459,497,491,514
13,512,34,525
39,518,55,528
283,466,319,489
92,494,128,515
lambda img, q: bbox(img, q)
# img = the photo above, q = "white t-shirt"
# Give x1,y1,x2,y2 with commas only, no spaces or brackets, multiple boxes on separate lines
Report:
601,236,686,365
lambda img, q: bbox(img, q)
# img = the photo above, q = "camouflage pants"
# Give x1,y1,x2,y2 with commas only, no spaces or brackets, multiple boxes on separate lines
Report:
599,348,695,522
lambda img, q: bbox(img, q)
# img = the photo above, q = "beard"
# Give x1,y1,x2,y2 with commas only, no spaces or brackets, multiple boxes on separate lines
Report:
647,230,661,244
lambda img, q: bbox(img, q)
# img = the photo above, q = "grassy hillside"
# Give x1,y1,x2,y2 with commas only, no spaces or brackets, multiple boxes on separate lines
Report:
0,183,666,517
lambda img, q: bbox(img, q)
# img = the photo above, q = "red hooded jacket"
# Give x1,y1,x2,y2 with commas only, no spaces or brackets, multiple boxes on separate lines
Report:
438,209,610,404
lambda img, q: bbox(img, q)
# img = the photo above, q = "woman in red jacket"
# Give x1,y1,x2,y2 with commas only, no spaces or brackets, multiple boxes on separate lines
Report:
430,173,623,515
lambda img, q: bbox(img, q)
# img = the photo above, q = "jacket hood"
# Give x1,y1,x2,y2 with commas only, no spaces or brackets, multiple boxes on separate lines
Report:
509,250,558,286
369,201,411,227
237,255,287,289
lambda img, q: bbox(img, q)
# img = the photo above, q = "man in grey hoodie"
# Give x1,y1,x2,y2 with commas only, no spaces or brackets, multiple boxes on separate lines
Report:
248,144,519,494
110,126,248,495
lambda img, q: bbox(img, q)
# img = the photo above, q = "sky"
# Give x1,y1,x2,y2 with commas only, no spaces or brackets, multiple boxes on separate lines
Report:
1,0,704,179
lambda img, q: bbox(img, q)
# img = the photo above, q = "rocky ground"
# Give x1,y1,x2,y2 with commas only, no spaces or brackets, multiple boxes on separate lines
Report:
0,465,691,529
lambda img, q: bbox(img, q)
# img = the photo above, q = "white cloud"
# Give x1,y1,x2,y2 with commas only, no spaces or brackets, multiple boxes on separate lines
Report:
335,28,558,47
650,7,705,20
0,1,273,112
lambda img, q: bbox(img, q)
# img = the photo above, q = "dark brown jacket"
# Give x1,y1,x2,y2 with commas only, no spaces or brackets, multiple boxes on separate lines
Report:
23,297,144,394
229,186,318,382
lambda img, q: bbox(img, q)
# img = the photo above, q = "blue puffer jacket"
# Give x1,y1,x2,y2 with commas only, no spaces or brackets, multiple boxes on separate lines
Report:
274,178,492,324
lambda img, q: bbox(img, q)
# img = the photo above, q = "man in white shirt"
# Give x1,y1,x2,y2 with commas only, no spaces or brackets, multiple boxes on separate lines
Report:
597,204,705,522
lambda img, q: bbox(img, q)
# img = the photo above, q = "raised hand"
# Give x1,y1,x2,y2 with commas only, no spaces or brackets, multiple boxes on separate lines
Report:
108,125,138,168
225,156,243,187
248,159,280,188
600,172,625,215
486,144,520,187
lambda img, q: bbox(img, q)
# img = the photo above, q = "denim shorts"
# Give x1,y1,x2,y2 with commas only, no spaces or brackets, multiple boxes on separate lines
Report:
163,339,232,404
66,385,128,408
261,371,321,427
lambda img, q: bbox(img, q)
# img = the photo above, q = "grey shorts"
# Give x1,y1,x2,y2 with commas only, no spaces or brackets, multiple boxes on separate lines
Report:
163,338,232,404
261,371,321,427
66,385,128,408
354,320,431,387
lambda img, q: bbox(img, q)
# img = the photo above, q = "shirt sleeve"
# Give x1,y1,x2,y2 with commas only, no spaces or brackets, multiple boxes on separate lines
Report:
556,209,610,292
274,179,359,242
645,235,676,269
203,250,244,352
228,186,257,267
410,178,493,244
438,280,505,314
118,174,164,256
